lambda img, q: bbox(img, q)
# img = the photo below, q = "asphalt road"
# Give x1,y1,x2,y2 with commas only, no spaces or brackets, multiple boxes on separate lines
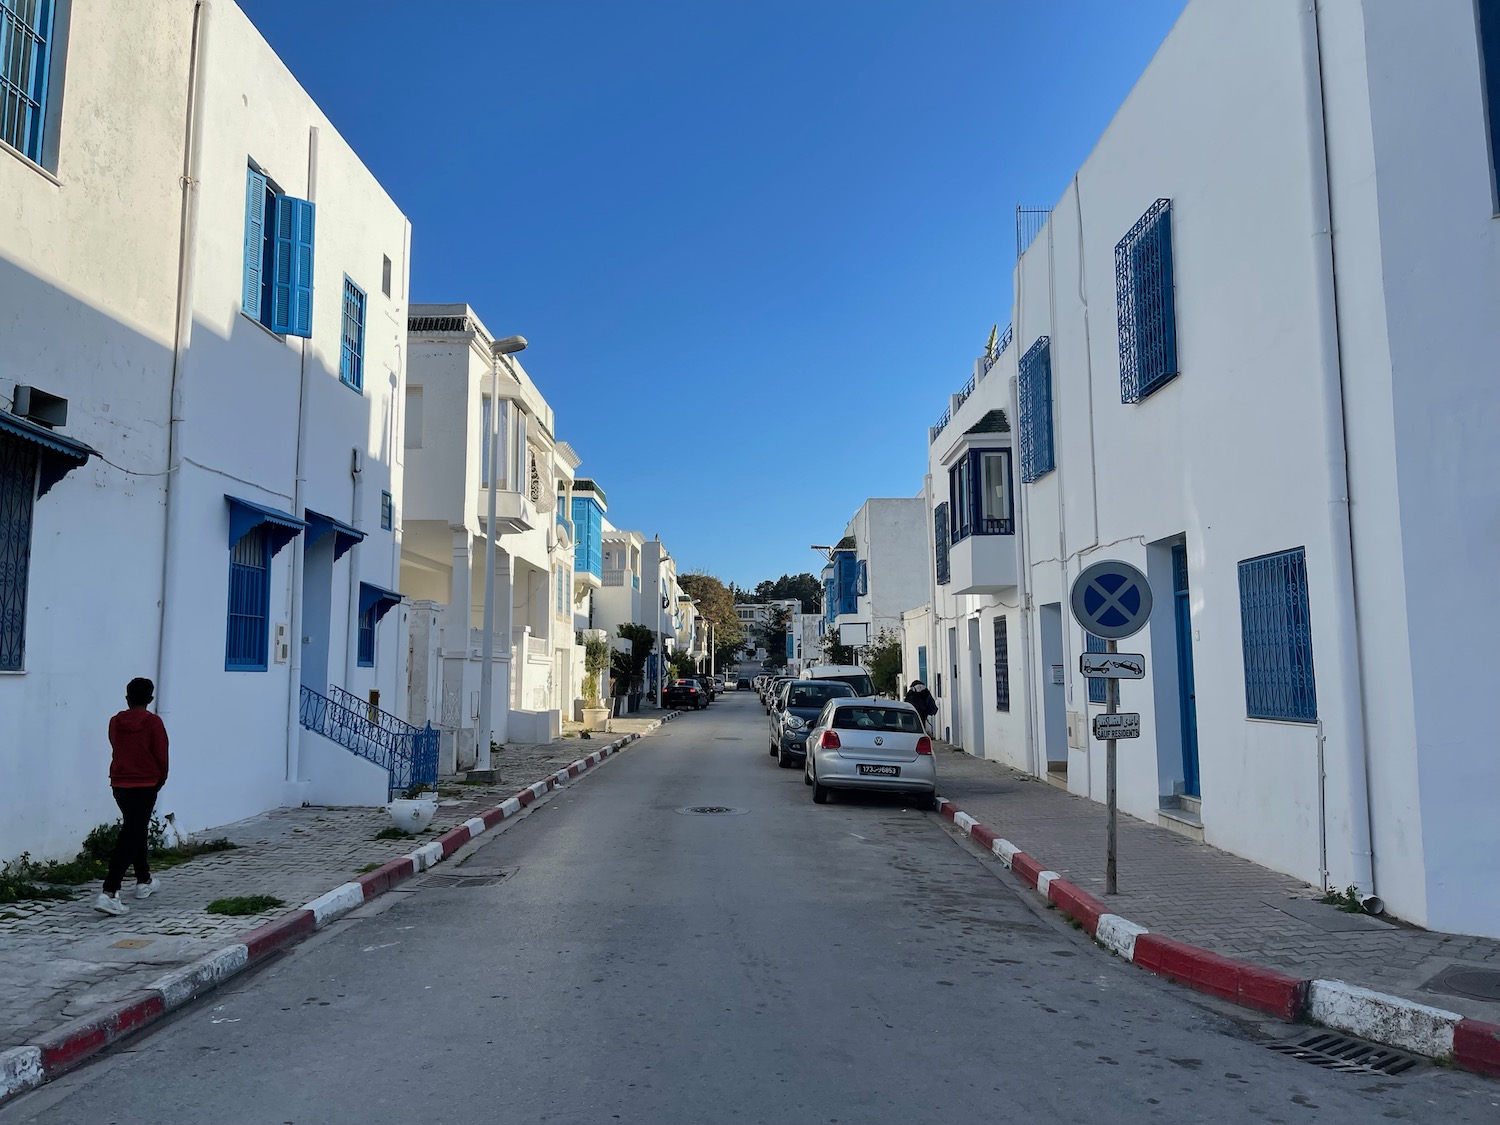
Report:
7,692,1497,1124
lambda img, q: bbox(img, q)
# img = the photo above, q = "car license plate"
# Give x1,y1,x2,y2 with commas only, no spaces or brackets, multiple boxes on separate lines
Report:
858,764,900,777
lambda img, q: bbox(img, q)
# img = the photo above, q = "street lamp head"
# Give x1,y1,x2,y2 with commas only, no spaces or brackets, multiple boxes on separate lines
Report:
491,335,528,357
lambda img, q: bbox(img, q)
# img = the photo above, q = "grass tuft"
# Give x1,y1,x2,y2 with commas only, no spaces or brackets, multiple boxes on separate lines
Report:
206,895,284,916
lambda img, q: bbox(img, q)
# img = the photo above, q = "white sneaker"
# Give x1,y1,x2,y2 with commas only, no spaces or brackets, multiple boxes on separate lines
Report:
134,878,160,900
93,893,129,916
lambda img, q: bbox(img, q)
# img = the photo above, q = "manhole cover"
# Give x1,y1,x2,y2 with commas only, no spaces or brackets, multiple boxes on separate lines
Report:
1422,965,1500,1002
110,938,154,949
420,870,511,888
675,806,748,816
1266,1032,1420,1076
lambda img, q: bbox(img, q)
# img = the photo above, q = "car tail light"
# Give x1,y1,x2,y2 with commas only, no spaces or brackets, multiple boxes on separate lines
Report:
819,730,841,750
915,736,933,755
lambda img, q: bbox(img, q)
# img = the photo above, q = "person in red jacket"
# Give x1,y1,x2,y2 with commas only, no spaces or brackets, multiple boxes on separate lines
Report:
94,677,169,916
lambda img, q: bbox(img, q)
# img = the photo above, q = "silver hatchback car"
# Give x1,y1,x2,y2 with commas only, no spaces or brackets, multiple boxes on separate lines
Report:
804,698,937,806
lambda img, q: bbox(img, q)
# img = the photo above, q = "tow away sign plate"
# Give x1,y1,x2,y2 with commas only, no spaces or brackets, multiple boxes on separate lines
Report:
1092,713,1141,740
1079,652,1145,679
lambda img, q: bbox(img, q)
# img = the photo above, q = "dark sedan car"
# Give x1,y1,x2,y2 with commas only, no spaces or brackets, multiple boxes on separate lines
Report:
769,679,857,767
737,677,753,691
663,678,707,710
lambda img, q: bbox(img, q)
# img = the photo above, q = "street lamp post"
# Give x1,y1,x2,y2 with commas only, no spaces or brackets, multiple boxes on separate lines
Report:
476,334,527,777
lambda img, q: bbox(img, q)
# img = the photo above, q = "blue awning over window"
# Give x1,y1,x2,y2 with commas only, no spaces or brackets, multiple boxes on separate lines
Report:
358,581,403,624
0,411,97,497
226,494,304,556
304,509,365,561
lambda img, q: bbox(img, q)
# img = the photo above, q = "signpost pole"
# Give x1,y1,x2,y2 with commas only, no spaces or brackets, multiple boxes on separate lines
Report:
1106,639,1118,895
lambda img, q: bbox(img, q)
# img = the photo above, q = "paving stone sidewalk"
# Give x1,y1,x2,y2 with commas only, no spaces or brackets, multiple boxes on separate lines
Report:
0,724,657,1049
933,746,1500,1026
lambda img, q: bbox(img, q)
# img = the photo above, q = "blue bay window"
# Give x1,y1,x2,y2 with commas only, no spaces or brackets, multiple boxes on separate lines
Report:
835,551,858,616
1018,337,1054,483
1481,0,1500,206
1238,547,1317,722
1116,199,1178,403
243,166,316,338
949,448,1014,542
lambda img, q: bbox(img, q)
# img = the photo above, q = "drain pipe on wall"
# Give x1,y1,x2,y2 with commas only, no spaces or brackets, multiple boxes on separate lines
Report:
343,445,364,688
156,0,212,719
1301,0,1379,912
282,124,320,796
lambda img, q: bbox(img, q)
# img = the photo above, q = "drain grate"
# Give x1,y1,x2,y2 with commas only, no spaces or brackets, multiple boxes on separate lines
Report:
420,870,510,888
686,806,737,815
1266,1032,1420,1076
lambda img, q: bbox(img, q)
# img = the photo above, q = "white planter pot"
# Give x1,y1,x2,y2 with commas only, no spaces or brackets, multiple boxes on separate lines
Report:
387,797,437,834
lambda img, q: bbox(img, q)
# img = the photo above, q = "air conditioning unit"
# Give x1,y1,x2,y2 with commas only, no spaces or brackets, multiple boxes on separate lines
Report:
11,385,67,429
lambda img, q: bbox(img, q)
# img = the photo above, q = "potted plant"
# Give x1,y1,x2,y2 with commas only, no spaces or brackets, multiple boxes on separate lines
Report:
582,634,611,731
387,781,438,833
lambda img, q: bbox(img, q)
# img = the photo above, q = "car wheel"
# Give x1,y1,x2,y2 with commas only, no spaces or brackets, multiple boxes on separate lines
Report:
777,746,791,768
803,763,813,786
909,792,933,811
812,779,829,804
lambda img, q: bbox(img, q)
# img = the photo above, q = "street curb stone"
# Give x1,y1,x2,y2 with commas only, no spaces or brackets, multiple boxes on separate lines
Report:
0,714,678,1107
932,789,1500,1078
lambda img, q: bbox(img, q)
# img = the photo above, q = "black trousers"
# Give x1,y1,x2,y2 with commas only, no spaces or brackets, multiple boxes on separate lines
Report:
103,786,158,895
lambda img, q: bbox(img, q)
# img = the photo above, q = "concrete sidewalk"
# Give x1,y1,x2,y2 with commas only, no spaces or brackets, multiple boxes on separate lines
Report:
932,745,1500,1029
0,722,659,1050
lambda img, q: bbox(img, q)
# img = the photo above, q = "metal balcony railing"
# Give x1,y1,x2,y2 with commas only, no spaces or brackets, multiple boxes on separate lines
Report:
301,685,439,797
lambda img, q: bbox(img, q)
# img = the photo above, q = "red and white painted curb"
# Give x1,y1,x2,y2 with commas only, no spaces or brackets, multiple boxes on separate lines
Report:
0,720,676,1105
933,795,1500,1079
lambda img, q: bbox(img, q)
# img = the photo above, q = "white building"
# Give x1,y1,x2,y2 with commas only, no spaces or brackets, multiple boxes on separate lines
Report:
399,305,571,770
1,0,415,859
820,498,929,659
911,0,1500,938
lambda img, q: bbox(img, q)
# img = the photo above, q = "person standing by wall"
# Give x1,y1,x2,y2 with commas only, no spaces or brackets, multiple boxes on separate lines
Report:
94,677,169,916
904,679,939,736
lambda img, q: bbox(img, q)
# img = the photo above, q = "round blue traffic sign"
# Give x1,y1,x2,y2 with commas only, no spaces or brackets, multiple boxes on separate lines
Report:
1069,560,1153,640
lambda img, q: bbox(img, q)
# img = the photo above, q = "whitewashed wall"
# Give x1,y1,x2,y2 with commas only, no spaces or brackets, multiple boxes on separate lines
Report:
0,1,192,859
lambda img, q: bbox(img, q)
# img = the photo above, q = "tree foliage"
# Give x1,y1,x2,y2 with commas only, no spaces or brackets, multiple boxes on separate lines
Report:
866,628,902,697
750,573,823,615
754,605,791,670
679,572,744,667
613,623,655,695
820,627,854,667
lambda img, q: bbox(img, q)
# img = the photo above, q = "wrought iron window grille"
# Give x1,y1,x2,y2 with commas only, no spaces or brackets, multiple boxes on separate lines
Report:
1018,337,1055,483
934,502,951,586
1116,198,1178,403
1238,547,1317,722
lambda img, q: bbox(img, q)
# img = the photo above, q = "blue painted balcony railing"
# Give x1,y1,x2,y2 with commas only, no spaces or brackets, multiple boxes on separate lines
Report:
300,684,439,798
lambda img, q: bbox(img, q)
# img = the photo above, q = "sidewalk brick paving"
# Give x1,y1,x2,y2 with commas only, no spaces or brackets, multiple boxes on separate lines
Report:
0,724,656,1049
933,745,1500,1026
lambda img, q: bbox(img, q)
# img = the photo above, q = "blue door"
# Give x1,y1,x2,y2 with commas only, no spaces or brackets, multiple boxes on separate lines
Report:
1173,545,1201,797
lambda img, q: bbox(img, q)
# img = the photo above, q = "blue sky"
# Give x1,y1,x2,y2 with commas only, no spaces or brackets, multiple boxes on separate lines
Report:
240,0,1186,590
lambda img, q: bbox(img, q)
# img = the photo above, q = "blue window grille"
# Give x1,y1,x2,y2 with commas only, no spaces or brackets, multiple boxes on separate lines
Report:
0,432,38,671
1238,547,1317,722
1085,631,1107,704
226,527,271,670
0,0,56,164
855,560,868,597
823,576,836,625
357,604,376,667
242,166,315,337
934,502,950,586
340,278,366,392
1018,337,1054,482
993,617,1010,712
917,645,928,685
1482,0,1500,206
1116,199,1178,403
571,496,604,577
380,490,393,531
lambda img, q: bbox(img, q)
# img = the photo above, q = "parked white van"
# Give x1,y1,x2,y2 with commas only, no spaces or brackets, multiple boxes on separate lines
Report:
799,664,875,697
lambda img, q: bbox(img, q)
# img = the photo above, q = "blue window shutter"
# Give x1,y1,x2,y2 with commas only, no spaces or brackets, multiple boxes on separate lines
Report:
243,169,267,319
271,195,316,337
